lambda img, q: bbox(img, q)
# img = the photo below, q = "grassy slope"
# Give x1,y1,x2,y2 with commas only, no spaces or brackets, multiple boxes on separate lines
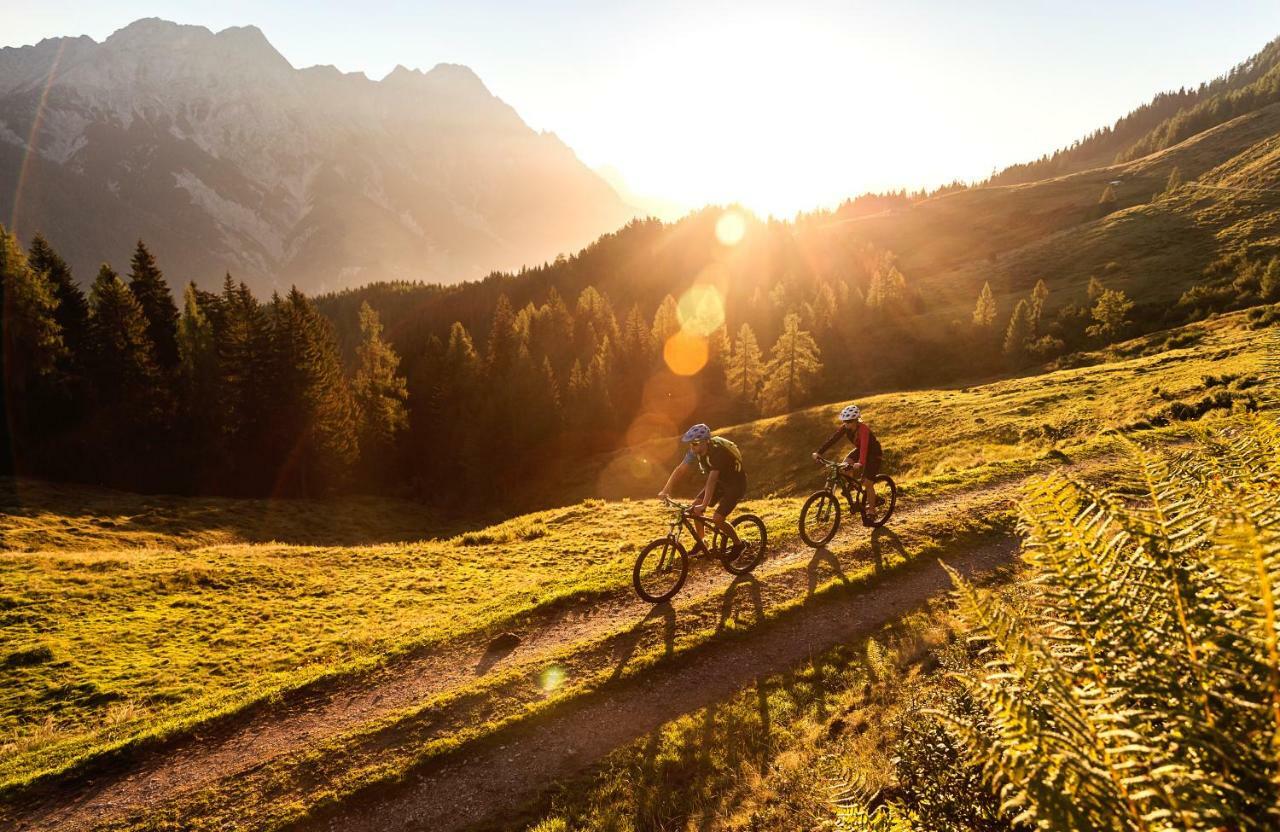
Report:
0,310,1271,796
824,102,1280,317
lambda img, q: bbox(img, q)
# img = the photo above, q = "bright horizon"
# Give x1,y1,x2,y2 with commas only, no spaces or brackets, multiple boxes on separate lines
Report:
5,0,1280,219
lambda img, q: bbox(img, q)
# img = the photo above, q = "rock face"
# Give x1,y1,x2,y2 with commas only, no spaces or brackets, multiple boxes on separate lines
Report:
0,18,634,293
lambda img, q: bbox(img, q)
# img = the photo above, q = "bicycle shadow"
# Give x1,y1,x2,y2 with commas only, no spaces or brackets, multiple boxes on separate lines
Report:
869,526,907,573
609,601,676,681
806,546,850,600
716,573,764,634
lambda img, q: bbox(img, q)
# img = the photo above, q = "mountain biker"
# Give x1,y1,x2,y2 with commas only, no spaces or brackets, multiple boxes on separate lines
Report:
659,423,747,559
812,404,882,525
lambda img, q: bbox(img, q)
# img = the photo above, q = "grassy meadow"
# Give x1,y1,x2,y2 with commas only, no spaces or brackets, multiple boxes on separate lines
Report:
0,308,1272,800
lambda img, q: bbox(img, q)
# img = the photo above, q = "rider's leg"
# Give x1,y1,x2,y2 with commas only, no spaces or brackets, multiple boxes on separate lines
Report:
863,476,877,514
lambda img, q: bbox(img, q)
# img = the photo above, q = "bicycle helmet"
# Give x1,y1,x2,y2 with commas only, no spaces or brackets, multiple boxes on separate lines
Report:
840,404,860,423
682,423,712,443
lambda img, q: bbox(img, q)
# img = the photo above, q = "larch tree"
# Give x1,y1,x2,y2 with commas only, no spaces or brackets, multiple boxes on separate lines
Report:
760,313,822,414
726,323,764,403
352,301,409,456
1086,288,1135,341
972,281,997,328
1003,299,1033,361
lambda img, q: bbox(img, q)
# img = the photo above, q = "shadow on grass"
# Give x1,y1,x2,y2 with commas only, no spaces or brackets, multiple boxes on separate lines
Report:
806,546,850,599
610,602,676,682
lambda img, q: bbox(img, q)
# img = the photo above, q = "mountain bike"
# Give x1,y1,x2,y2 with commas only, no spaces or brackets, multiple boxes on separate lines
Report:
798,457,897,548
632,497,768,603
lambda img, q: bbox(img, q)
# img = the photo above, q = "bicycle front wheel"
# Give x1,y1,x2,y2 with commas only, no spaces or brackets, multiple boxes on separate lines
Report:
723,513,767,575
799,490,841,548
633,537,689,603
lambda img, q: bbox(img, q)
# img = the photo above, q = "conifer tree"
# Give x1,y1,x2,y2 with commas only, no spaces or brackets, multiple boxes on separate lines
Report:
1003,299,1033,361
352,301,409,456
760,313,822,414
127,240,180,371
1086,288,1135,341
1029,279,1050,336
28,233,88,363
486,293,520,376
1099,183,1117,205
972,282,997,328
726,323,764,403
1164,165,1183,193
650,294,681,354
0,229,66,472
177,282,221,477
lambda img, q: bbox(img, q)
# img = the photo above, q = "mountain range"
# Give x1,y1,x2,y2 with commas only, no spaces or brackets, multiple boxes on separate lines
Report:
0,18,635,293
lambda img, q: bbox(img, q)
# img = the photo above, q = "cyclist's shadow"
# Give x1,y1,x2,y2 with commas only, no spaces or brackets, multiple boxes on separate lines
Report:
806,546,850,599
716,573,764,634
610,601,676,681
869,526,906,573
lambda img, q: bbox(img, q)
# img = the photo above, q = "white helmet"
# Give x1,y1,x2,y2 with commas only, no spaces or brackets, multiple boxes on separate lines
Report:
840,404,860,423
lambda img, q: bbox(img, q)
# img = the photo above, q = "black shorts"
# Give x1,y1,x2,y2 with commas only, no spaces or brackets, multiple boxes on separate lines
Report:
696,476,747,517
843,452,882,480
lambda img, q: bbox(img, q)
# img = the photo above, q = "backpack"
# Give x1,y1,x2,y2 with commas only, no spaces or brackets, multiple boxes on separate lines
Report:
697,435,744,475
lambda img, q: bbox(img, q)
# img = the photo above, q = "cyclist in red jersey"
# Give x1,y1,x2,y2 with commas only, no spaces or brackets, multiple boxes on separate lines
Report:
811,404,882,525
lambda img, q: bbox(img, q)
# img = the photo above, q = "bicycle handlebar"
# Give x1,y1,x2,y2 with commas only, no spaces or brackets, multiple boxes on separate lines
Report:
660,495,694,512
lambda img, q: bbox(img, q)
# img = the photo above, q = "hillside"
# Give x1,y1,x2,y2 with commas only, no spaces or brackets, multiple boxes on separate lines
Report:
0,309,1270,830
0,18,633,294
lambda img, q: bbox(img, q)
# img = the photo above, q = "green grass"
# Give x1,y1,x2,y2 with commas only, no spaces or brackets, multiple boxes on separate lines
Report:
518,599,973,832
0,309,1271,801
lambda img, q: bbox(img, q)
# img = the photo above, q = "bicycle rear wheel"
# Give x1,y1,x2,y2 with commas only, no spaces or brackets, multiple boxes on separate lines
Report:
799,490,841,548
864,475,897,527
633,537,689,603
722,514,767,574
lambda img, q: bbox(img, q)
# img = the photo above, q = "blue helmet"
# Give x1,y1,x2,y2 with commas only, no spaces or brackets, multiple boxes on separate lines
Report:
682,423,711,443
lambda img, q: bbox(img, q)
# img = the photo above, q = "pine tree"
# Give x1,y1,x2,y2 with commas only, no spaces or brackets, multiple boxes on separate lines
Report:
0,228,66,472
486,293,520,376
1099,183,1117,205
28,233,88,363
972,282,997,328
352,301,409,455
1029,279,1050,336
651,294,681,354
1086,288,1135,341
177,282,221,480
1003,299,1033,361
760,313,822,414
270,288,359,493
127,240,180,371
1164,165,1183,193
726,323,764,403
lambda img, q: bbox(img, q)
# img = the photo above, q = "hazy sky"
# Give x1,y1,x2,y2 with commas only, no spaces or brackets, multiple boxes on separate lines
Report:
6,1,1280,217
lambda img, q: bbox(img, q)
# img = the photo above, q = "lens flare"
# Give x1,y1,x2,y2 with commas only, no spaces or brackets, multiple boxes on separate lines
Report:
715,210,747,246
676,283,724,336
641,372,699,421
540,665,565,692
663,331,708,376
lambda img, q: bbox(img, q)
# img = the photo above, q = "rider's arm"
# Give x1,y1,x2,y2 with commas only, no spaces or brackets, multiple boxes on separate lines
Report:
658,460,689,498
815,427,845,457
696,469,720,511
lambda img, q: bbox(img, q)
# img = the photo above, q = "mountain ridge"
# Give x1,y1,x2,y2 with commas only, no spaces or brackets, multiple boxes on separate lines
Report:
0,17,635,293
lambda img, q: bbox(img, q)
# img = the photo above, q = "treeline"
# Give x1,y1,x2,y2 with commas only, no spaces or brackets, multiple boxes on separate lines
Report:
988,35,1280,186
0,228,407,495
4,204,1274,504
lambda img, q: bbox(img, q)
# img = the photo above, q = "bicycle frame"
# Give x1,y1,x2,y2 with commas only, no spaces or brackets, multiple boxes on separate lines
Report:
816,457,866,510
660,497,734,551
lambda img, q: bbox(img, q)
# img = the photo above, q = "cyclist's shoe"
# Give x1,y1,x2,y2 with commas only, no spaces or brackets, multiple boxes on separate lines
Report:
861,511,876,528
728,540,747,561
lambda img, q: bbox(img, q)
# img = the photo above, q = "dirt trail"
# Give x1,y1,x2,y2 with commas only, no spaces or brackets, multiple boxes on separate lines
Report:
5,474,1031,832
314,538,1017,832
